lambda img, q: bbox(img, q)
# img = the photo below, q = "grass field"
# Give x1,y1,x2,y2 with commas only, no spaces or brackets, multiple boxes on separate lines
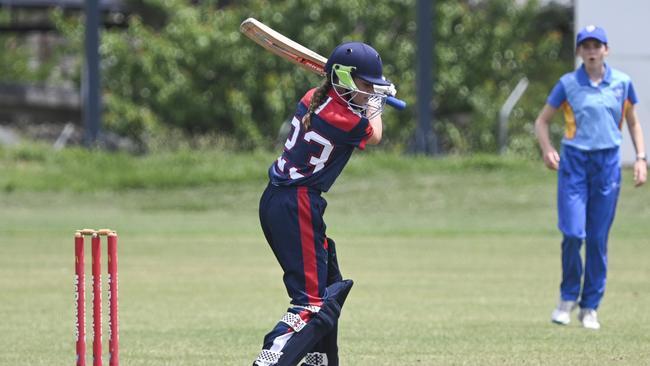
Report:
1,149,650,365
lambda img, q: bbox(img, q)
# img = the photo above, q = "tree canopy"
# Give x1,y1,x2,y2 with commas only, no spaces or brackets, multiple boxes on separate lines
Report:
1,0,573,154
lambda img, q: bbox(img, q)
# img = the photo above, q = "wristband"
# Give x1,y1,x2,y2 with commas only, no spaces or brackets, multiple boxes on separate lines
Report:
637,153,647,161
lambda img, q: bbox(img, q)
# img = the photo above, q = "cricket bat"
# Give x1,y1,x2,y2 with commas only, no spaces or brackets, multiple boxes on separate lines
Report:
240,17,406,110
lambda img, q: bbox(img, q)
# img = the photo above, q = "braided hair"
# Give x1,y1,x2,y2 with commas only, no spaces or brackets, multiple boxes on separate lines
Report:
301,77,332,129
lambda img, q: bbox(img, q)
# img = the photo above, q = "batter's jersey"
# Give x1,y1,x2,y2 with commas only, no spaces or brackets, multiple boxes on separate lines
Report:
269,88,373,192
547,63,638,151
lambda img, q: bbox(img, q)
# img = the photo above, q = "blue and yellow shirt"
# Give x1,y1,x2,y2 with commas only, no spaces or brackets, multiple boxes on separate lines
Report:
547,63,638,151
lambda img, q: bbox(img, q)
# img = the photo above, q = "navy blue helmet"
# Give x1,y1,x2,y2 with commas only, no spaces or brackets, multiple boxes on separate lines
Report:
324,42,391,86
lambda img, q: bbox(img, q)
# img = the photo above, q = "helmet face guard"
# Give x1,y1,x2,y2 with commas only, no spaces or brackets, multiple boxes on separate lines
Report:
325,42,395,119
331,64,387,120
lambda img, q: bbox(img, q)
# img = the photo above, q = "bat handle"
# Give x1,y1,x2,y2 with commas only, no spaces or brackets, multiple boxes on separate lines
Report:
386,96,407,110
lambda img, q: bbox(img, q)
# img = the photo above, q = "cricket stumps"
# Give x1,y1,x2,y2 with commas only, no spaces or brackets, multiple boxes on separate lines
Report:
75,229,119,366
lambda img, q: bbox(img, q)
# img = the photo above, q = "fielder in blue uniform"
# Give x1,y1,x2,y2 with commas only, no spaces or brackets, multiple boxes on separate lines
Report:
535,25,647,330
253,42,398,365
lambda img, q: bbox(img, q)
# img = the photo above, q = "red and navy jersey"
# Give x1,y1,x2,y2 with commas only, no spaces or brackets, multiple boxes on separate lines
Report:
269,88,373,192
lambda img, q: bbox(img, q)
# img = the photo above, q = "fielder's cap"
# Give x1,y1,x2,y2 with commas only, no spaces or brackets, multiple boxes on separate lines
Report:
576,25,608,46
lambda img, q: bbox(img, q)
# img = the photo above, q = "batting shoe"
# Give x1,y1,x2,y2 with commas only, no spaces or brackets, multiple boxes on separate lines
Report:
578,308,600,330
551,299,576,325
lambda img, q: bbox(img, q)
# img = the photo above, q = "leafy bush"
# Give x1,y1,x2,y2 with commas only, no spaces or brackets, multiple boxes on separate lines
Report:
5,0,573,153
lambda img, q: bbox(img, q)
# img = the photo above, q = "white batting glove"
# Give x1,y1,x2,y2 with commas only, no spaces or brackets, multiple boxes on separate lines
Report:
374,83,397,97
366,95,384,118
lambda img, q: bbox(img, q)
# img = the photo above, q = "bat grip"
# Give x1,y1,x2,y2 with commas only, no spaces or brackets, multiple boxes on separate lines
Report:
386,96,407,110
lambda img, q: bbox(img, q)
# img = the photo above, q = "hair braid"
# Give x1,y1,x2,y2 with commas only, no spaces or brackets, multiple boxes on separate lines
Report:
301,78,332,129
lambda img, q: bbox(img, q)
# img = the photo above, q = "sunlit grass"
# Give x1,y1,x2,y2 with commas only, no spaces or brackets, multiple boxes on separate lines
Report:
1,147,649,365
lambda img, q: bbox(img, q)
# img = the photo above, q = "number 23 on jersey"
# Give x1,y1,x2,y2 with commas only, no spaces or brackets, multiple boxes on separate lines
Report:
276,117,333,180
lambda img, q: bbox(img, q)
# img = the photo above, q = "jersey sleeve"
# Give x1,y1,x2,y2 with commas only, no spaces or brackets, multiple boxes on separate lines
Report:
546,80,566,108
347,118,373,150
627,80,639,104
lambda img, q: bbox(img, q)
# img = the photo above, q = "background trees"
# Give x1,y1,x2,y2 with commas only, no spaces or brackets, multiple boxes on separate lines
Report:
1,0,573,153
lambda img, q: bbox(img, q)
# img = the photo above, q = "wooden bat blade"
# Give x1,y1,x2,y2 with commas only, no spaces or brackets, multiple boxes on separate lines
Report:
239,18,407,110
240,18,327,76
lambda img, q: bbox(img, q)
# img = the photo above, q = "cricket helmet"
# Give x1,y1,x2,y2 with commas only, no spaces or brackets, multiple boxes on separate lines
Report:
325,42,391,86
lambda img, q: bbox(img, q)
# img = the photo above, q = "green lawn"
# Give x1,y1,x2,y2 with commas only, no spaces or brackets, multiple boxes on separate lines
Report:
1,150,649,365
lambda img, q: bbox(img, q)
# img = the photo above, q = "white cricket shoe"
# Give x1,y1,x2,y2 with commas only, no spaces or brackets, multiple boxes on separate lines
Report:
551,299,576,325
578,308,600,330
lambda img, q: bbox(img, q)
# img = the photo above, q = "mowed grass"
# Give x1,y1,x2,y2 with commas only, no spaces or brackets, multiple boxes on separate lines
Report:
1,148,650,365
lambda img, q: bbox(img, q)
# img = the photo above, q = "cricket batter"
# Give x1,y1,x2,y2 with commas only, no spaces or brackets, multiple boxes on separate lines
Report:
252,42,397,366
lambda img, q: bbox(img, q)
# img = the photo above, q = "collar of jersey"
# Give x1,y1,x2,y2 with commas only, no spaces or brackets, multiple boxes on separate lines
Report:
327,87,352,107
325,87,367,119
577,63,612,86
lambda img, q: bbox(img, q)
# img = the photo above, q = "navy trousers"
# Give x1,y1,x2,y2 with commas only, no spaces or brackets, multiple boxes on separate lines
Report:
256,183,343,365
